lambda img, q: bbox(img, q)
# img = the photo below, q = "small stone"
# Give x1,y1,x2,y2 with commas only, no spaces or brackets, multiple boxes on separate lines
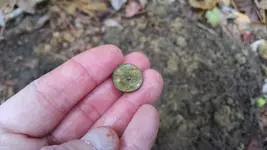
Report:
263,83,267,93
176,36,187,47
167,58,178,72
112,64,143,92
214,105,232,128
111,0,127,11
53,32,60,38
63,32,75,43
176,114,184,125
23,59,39,69
44,44,52,52
63,42,68,48
235,53,246,64
92,36,101,43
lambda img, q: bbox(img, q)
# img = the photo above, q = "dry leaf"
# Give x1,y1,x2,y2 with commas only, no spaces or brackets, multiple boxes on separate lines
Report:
0,13,4,27
125,0,142,17
232,11,251,32
189,0,218,9
104,18,122,27
139,0,148,8
234,0,260,22
53,0,108,15
87,0,108,12
234,11,251,23
111,0,128,11
0,0,10,11
258,0,267,10
17,0,46,14
52,0,77,15
220,0,230,5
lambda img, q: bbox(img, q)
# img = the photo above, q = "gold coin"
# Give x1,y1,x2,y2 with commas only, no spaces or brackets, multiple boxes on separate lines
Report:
112,64,143,92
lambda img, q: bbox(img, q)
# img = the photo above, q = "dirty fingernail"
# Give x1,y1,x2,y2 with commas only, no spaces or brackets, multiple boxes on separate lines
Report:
81,127,119,150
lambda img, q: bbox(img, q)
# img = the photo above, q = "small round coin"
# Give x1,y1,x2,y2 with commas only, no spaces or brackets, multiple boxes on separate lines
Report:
112,64,143,92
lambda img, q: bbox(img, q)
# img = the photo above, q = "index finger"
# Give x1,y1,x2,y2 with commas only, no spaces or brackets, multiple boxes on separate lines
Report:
0,45,124,137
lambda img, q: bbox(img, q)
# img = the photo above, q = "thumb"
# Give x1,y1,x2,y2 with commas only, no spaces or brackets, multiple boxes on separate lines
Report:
41,127,119,150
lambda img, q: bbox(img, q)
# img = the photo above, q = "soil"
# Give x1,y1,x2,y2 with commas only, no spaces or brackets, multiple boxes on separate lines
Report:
0,0,265,149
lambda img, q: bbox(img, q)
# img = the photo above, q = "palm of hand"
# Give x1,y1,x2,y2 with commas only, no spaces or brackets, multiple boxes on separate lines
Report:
0,45,163,150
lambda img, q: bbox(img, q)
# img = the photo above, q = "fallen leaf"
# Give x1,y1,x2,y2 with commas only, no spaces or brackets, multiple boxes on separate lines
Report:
220,0,230,5
241,31,254,43
53,0,108,15
256,97,266,107
17,0,46,14
35,14,50,29
52,0,77,15
125,0,142,17
189,0,218,10
205,7,221,27
258,0,267,10
0,12,5,27
234,11,251,23
232,11,251,31
234,0,260,22
246,139,262,150
7,87,14,97
87,0,108,12
250,39,265,52
139,0,148,8
0,0,10,11
111,0,128,11
104,18,122,27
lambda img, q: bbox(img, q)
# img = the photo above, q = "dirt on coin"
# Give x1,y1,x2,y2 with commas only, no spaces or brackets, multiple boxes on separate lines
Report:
0,0,264,150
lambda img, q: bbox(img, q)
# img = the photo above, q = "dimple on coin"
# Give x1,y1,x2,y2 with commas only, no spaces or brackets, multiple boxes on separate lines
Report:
112,64,143,92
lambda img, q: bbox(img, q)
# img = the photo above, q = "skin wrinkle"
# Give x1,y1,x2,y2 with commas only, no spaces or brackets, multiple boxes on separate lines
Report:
33,80,67,115
124,128,156,146
15,59,92,136
59,116,82,141
0,123,10,134
76,105,95,124
80,78,121,116
47,108,91,144
71,58,98,86
121,142,140,150
33,60,93,115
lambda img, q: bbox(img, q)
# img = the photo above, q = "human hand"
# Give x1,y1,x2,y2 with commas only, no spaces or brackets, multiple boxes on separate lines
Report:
0,45,163,150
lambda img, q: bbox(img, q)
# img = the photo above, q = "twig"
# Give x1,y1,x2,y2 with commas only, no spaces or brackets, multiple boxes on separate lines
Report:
231,0,238,10
0,27,4,35
196,22,218,36
0,27,4,40
2,8,24,27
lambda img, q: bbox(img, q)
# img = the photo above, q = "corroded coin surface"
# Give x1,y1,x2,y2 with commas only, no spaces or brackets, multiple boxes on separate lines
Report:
112,64,143,92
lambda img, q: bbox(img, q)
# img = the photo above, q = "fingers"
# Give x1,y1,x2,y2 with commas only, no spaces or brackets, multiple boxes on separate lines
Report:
41,127,119,150
0,133,47,150
120,104,159,150
92,69,163,136
0,45,124,137
48,52,150,144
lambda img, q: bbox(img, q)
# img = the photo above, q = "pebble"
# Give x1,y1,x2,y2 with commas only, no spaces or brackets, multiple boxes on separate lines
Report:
262,83,267,93
176,36,187,47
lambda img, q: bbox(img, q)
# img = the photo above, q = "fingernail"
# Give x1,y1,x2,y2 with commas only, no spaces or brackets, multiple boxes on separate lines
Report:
81,127,119,150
